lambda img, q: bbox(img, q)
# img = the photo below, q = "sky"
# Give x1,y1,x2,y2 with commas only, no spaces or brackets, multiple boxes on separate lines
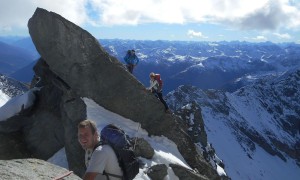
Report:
1,0,300,43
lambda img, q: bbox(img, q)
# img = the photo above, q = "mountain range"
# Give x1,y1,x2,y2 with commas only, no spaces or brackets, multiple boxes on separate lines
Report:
165,68,300,180
100,40,300,93
0,37,38,82
2,37,300,94
0,8,300,179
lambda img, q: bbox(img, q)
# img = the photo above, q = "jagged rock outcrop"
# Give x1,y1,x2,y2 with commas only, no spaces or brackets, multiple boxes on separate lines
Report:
146,164,168,180
132,138,155,159
174,102,207,146
166,68,300,178
0,7,219,179
25,7,219,179
170,164,209,180
0,158,81,180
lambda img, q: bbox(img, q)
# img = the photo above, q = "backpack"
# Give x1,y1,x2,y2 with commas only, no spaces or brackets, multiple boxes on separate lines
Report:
100,124,139,180
154,74,163,87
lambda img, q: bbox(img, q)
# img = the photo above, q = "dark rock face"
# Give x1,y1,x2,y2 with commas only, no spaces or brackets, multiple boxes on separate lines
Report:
31,58,87,176
0,158,81,180
175,102,207,146
0,132,31,159
28,8,167,135
170,164,209,180
147,164,168,180
1,7,222,179
133,138,155,159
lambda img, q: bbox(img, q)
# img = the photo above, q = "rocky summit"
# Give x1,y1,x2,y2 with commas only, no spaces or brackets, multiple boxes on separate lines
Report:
0,158,81,180
0,7,220,179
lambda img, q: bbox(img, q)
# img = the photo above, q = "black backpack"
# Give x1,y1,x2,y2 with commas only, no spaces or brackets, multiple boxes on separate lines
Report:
100,124,139,180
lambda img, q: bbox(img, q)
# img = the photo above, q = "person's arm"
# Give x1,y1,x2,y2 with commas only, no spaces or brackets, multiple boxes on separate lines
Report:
83,172,98,180
135,56,139,65
148,80,158,90
84,148,108,180
123,54,129,64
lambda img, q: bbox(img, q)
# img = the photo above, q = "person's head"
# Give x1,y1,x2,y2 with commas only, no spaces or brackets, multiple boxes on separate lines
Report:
149,72,155,79
78,119,99,149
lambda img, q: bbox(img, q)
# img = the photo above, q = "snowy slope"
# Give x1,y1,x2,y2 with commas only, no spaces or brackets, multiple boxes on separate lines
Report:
0,90,10,107
0,74,28,107
0,88,191,179
48,98,194,180
166,69,300,180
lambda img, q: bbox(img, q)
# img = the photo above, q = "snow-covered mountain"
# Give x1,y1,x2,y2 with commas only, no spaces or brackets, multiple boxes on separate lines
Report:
100,40,300,93
165,68,300,180
0,73,28,106
2,37,300,93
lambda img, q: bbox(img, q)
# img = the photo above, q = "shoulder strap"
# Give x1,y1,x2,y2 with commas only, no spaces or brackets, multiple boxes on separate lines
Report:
93,142,124,180
93,141,102,152
103,171,123,179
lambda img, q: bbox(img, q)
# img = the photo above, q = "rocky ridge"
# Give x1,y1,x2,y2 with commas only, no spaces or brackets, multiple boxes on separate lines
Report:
166,69,300,178
0,7,220,179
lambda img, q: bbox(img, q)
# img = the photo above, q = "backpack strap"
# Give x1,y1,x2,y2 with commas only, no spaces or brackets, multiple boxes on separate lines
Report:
103,171,123,180
93,141,102,152
93,142,124,180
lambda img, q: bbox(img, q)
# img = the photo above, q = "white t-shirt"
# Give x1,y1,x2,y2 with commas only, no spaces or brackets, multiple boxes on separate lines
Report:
148,79,159,91
85,145,123,180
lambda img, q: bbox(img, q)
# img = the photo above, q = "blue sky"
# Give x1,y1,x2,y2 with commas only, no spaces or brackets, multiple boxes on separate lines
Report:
1,0,300,43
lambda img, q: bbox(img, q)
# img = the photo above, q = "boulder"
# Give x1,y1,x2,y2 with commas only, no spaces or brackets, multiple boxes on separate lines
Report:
170,164,209,180
0,158,81,180
133,137,155,159
147,164,168,180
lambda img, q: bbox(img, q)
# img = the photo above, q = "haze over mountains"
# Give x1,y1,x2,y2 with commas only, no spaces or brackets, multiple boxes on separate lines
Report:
2,37,300,94
100,39,300,93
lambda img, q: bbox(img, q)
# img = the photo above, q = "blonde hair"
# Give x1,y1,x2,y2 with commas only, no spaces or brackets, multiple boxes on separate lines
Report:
149,72,155,77
78,119,97,134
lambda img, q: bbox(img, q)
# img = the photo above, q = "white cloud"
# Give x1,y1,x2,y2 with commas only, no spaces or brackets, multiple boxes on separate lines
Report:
187,30,207,39
0,26,12,33
88,0,300,31
0,0,88,30
252,35,268,41
1,0,300,32
273,33,291,39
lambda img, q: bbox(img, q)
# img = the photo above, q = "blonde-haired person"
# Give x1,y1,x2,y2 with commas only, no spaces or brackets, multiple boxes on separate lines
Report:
78,120,123,180
147,72,170,113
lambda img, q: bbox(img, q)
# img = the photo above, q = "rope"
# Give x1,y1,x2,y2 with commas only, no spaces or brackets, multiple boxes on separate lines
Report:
133,123,141,150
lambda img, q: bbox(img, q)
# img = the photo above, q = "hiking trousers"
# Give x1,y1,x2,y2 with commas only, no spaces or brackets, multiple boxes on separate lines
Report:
154,91,169,111
126,64,134,74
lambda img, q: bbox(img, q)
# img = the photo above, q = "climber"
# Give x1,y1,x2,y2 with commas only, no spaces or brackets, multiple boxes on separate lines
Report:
123,49,139,74
147,72,170,113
